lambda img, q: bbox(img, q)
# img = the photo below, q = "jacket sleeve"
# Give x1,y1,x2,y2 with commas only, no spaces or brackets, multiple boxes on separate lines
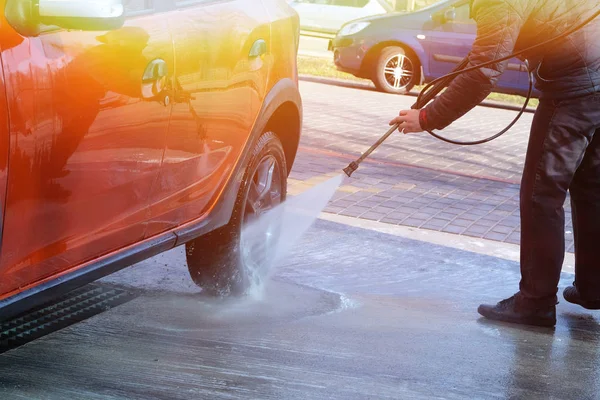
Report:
422,0,524,131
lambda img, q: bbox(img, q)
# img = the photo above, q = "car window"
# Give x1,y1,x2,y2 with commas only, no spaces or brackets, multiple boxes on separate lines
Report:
453,1,472,22
331,0,369,6
382,0,442,12
174,0,230,8
414,0,443,9
125,0,177,14
125,0,153,12
293,0,331,4
293,0,369,6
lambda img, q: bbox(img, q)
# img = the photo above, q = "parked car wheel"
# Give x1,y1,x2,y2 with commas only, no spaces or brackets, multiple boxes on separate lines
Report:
186,131,288,296
372,46,418,94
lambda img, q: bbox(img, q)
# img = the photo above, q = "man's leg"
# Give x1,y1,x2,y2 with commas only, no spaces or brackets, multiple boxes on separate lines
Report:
567,126,600,304
521,95,600,303
479,94,600,326
518,101,565,305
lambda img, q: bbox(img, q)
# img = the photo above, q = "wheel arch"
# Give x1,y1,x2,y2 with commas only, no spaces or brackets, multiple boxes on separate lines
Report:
173,77,301,246
265,101,301,176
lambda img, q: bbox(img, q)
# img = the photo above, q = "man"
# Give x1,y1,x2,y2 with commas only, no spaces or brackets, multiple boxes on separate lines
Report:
390,0,600,327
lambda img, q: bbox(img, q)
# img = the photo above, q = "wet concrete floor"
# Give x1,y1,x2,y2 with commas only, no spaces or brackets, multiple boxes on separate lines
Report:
1,218,599,399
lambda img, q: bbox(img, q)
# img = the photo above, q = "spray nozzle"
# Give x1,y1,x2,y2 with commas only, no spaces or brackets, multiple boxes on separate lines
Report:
343,161,359,177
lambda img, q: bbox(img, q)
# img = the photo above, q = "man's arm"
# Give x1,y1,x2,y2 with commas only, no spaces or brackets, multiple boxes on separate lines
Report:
421,0,525,131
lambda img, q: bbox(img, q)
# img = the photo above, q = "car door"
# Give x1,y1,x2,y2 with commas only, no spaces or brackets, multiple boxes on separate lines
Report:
421,0,476,77
145,0,271,236
421,0,524,91
0,56,10,269
0,3,174,298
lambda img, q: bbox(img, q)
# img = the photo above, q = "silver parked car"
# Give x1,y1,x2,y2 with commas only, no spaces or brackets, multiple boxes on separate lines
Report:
290,0,393,35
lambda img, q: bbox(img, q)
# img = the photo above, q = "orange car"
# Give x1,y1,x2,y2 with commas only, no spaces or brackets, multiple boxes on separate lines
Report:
0,0,302,320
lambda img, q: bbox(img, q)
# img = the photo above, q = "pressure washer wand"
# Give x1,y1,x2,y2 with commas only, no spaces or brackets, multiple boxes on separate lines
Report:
342,8,600,178
343,58,470,178
343,123,399,177
342,79,454,178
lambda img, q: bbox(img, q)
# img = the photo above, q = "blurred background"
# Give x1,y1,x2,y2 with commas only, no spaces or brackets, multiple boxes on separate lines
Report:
288,0,440,35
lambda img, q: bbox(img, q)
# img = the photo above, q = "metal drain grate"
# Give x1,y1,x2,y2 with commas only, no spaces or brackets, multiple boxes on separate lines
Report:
0,283,137,353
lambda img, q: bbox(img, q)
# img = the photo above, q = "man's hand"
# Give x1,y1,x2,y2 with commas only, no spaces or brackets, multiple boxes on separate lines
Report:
389,109,424,134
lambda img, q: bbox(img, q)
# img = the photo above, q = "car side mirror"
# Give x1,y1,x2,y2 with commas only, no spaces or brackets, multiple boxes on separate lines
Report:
141,59,170,104
6,0,125,37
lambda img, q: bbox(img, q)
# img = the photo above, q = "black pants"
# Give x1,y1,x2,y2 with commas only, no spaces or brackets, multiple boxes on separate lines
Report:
520,92,600,305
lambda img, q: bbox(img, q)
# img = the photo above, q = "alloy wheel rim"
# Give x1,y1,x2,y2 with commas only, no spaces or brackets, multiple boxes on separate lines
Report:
240,154,283,275
383,54,414,90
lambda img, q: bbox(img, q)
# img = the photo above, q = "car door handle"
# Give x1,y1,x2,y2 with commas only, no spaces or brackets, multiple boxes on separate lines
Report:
141,58,170,105
249,39,267,58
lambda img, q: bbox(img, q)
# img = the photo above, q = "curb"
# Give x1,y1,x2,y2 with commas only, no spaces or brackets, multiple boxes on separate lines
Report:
299,74,537,114
318,212,575,273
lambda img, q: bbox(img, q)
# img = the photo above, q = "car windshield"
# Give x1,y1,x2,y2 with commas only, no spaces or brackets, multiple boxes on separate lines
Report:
400,0,452,12
375,0,393,12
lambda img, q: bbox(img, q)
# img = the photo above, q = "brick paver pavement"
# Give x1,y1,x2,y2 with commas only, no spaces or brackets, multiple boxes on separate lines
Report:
289,80,575,252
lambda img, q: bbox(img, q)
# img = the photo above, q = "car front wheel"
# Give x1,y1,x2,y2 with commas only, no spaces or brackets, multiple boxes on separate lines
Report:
185,131,287,296
372,46,418,95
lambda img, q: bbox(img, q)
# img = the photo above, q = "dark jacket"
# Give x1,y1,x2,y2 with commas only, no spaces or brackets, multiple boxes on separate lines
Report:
423,0,600,131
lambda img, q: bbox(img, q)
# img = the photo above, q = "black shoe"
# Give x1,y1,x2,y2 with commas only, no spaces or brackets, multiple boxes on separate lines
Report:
563,286,600,310
478,294,556,327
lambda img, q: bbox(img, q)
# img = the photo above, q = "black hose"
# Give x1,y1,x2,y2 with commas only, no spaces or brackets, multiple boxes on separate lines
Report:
344,8,600,176
412,8,600,146
418,62,533,146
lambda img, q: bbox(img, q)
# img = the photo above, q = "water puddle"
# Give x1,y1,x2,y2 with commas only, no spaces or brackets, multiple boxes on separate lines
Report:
133,280,344,332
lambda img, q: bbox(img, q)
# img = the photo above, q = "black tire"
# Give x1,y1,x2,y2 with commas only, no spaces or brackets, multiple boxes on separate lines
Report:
185,131,287,296
371,46,418,94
